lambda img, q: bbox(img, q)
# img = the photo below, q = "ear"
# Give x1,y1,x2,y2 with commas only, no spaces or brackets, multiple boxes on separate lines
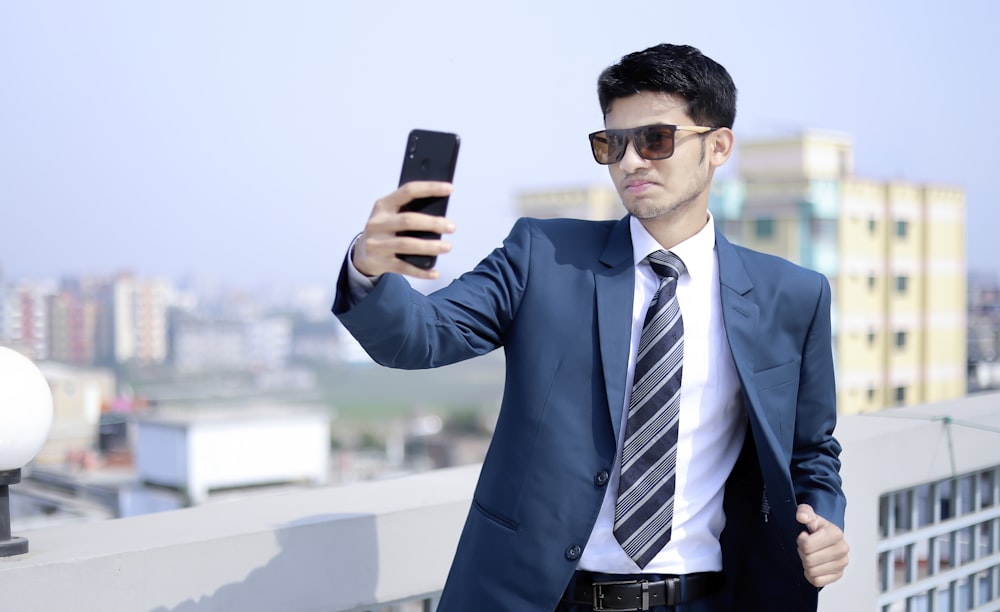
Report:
708,128,735,169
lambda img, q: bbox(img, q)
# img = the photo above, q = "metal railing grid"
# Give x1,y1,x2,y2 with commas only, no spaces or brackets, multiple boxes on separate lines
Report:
877,466,1000,611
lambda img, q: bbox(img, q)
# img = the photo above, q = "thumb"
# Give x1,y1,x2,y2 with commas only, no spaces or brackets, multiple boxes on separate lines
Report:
797,503,819,533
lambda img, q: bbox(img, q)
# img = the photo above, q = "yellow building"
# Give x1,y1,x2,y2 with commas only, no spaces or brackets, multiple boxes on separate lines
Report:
732,132,966,414
516,132,967,415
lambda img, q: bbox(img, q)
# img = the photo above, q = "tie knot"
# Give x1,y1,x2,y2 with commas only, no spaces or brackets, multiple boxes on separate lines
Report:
647,250,685,281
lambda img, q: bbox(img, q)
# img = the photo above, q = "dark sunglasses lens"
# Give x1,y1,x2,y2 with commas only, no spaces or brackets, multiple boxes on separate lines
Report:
591,132,623,164
636,126,675,160
590,134,611,164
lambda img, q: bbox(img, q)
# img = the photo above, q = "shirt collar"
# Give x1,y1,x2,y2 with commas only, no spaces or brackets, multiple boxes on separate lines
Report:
629,212,716,280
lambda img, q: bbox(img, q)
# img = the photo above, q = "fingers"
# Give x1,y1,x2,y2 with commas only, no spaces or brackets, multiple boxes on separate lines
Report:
355,230,454,279
381,181,454,212
353,182,456,279
801,559,848,587
797,525,848,582
796,504,849,587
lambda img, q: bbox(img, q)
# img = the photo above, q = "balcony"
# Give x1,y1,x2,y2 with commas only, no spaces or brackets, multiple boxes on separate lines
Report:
3,392,1000,611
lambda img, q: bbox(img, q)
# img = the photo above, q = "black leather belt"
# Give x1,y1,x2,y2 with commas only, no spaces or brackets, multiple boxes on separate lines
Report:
564,571,724,611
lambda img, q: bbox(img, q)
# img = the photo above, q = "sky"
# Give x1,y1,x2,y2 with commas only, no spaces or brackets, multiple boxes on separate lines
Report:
2,1,998,298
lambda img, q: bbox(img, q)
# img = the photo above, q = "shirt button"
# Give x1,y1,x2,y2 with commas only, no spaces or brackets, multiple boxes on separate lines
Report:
594,470,610,486
565,545,582,560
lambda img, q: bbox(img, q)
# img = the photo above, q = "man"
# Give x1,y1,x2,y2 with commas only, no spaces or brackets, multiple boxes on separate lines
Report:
334,43,848,611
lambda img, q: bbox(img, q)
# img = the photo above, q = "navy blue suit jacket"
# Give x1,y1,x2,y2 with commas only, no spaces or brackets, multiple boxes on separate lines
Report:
333,216,846,611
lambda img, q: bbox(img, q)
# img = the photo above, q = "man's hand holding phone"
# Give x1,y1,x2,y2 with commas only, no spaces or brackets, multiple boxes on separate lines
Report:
351,181,456,280
352,128,460,280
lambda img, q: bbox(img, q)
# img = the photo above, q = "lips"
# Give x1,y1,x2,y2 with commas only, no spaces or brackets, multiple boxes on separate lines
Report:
624,178,656,193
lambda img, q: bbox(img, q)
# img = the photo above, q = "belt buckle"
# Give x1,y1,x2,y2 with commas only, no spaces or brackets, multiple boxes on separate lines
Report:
664,576,679,606
592,579,647,612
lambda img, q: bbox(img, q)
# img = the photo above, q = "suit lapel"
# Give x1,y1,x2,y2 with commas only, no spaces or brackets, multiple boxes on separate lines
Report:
596,216,635,443
716,231,758,394
716,231,794,496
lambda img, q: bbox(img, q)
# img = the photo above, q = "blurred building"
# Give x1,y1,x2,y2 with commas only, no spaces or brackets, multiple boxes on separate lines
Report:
112,274,171,365
517,185,621,220
291,318,342,364
45,277,113,366
0,280,55,360
968,272,1000,391
35,361,117,465
170,316,246,373
47,290,97,365
2,273,174,369
516,131,968,415
170,314,292,373
245,317,293,370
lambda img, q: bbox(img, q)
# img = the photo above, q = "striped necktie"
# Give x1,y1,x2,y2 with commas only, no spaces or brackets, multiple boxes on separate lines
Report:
614,249,686,569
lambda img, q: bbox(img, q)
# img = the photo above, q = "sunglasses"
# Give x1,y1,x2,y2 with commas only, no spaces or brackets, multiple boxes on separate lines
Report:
588,124,719,165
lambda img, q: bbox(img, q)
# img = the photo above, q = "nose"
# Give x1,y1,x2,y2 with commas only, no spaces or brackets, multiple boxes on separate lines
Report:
617,139,649,173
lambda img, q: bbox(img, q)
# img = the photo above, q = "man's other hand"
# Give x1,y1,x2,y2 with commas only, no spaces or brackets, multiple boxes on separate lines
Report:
796,503,849,587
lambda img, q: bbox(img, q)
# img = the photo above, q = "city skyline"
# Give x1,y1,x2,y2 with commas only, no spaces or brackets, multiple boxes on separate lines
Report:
2,1,998,293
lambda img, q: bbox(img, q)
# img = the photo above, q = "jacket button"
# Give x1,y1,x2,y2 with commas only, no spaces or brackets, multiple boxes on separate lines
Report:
594,470,610,486
565,545,582,560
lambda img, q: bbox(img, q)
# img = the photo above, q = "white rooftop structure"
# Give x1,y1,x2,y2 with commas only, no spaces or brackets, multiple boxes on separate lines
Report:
135,404,330,504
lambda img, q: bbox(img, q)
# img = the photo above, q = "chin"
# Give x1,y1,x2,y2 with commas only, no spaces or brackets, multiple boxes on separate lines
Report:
625,200,674,220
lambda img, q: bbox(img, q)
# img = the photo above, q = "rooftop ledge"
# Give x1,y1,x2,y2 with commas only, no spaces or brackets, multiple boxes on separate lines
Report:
0,464,481,612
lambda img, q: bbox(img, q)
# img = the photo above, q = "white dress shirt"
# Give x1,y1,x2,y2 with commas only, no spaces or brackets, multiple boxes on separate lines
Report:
577,214,746,575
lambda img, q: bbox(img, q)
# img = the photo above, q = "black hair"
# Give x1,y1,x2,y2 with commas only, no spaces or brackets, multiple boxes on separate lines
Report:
597,44,737,128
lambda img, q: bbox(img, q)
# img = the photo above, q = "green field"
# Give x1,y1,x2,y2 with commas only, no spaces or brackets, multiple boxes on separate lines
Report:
120,351,507,440
318,351,506,421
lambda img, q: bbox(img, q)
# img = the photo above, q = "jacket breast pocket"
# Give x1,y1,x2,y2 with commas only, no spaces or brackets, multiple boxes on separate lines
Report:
752,358,800,457
753,358,801,391
471,499,520,533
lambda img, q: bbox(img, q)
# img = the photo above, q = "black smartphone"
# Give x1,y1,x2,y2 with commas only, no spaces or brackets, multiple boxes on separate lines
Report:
395,128,461,269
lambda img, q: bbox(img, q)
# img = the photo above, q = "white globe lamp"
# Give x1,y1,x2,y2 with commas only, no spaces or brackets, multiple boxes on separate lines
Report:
0,347,54,556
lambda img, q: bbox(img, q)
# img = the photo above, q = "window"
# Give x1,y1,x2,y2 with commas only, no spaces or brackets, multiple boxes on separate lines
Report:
867,388,876,402
867,331,876,346
895,331,907,348
895,386,906,404
896,220,909,238
868,218,877,234
896,275,909,294
958,475,975,514
868,275,876,290
754,218,774,239
981,470,996,508
811,218,837,241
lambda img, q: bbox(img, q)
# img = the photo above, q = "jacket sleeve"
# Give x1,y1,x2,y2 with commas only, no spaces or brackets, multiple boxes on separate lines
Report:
332,218,533,369
791,275,846,529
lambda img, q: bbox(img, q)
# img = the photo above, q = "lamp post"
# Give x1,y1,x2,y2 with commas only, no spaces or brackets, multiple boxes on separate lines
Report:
0,347,53,557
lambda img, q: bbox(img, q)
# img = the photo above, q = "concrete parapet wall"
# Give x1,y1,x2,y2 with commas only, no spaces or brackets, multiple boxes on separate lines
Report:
0,465,480,611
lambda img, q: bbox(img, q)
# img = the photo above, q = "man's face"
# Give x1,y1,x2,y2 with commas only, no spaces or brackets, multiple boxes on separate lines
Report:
603,91,716,226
